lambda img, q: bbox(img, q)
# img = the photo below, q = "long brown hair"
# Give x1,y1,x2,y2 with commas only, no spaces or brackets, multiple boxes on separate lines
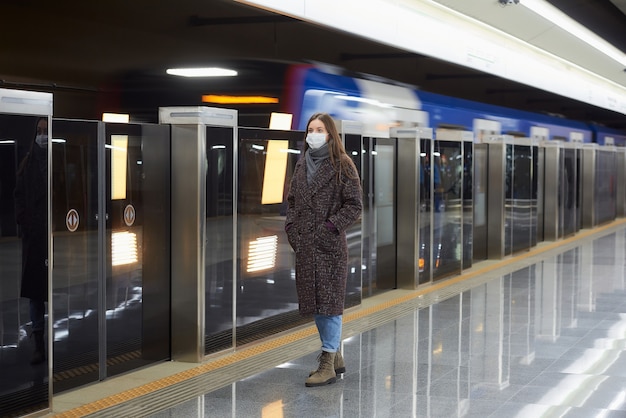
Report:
304,112,359,182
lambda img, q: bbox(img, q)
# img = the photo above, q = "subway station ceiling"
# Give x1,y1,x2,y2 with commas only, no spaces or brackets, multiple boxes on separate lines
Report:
1,0,625,129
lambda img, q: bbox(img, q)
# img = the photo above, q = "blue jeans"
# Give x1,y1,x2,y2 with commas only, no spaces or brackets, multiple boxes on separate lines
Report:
314,314,342,352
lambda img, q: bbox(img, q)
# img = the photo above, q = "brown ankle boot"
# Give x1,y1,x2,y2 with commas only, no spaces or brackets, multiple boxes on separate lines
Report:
305,351,336,387
309,350,345,376
334,350,345,374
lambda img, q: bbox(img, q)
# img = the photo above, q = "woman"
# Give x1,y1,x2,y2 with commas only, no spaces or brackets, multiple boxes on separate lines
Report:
15,117,49,365
285,112,362,387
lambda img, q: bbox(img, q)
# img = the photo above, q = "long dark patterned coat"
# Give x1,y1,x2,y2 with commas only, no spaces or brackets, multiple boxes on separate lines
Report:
285,154,362,316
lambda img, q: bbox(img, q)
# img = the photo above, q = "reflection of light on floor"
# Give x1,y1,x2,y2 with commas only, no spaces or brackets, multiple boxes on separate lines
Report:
112,231,138,266
247,235,277,273
608,391,626,410
262,399,284,418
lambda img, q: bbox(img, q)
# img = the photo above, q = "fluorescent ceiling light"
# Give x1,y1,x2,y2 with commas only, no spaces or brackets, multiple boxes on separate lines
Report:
521,0,626,67
202,95,278,104
166,67,237,77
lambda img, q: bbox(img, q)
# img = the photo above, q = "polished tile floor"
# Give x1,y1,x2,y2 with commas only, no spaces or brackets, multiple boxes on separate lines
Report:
51,222,626,417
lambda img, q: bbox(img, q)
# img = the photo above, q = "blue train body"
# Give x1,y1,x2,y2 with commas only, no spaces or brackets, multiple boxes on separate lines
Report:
287,65,620,143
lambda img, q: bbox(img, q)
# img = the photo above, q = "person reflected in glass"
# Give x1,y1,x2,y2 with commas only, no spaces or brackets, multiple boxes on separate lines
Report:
14,117,48,365
285,112,362,387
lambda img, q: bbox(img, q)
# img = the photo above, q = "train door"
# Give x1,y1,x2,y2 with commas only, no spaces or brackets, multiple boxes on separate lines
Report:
51,119,171,392
0,89,52,417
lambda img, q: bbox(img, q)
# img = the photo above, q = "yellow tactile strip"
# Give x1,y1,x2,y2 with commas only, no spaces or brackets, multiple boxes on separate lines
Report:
52,219,626,417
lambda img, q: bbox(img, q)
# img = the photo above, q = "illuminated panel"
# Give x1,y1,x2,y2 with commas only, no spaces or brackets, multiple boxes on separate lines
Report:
269,112,293,130
102,113,129,123
112,231,138,266
111,135,128,200
261,140,289,205
247,235,278,273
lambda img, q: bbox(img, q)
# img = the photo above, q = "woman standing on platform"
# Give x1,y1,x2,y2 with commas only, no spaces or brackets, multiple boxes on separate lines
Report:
285,112,362,387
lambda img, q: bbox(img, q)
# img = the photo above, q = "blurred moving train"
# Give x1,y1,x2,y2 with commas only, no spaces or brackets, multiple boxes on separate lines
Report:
282,63,626,145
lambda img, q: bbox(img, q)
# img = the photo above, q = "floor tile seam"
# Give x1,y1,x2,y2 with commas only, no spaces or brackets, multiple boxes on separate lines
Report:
52,219,626,417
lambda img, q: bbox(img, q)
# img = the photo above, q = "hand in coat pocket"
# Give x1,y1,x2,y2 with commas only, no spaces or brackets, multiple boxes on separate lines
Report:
317,223,340,253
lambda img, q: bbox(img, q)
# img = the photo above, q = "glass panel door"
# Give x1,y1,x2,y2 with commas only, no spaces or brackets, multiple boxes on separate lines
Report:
52,120,171,392
419,138,432,284
204,126,235,355
505,144,514,256
473,144,488,262
51,119,100,392
0,114,51,415
462,141,473,269
530,144,539,247
342,132,363,307
595,149,616,224
104,123,170,377
372,138,396,290
432,139,463,280
361,136,374,297
563,147,577,237
235,128,303,347
511,144,532,253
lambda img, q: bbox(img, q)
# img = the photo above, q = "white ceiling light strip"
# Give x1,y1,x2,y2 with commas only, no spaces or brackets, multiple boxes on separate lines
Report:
521,0,626,67
234,0,626,116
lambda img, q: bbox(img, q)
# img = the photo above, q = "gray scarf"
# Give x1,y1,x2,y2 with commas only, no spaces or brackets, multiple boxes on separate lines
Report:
305,143,330,184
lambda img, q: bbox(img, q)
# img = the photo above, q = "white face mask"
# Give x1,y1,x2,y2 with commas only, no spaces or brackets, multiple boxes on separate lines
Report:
306,132,327,149
35,134,48,148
